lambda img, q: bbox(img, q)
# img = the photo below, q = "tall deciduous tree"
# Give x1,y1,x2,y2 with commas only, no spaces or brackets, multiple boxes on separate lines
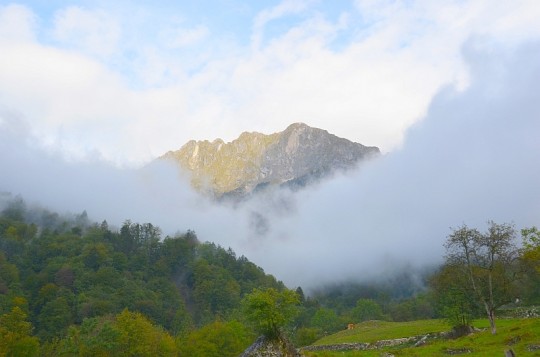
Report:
430,264,478,330
310,308,342,333
0,306,40,356
444,221,518,334
351,298,385,322
178,320,253,357
241,288,299,339
522,226,540,272
520,226,540,304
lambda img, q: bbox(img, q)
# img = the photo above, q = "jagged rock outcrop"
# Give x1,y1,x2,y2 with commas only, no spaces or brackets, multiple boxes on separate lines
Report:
240,335,303,357
161,123,379,198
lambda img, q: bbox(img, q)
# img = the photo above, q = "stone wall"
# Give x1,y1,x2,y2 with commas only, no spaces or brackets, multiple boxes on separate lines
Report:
300,334,439,353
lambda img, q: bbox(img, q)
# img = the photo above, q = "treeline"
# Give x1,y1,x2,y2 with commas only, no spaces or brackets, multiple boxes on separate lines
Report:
0,197,283,355
1,196,539,355
291,276,437,346
292,221,540,344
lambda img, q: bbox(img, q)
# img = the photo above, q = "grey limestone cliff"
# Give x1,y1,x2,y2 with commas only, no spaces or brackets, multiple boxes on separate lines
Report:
161,123,379,198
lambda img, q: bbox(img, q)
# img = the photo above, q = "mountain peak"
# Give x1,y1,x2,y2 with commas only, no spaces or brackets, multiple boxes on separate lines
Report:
161,123,379,198
285,122,309,130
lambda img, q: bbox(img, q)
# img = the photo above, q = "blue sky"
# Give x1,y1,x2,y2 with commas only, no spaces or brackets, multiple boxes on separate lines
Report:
1,0,540,165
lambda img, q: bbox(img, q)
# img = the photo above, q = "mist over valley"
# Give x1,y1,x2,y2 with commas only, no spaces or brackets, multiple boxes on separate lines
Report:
2,3,540,355
2,40,539,290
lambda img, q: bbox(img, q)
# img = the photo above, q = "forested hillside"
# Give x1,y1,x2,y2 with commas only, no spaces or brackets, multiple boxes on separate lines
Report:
1,196,539,356
0,197,284,355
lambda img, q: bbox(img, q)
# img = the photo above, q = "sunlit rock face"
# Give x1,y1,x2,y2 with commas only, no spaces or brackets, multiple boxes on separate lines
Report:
161,123,380,198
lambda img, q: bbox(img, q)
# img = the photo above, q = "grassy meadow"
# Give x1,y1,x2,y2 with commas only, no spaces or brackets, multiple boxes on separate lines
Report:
303,318,540,356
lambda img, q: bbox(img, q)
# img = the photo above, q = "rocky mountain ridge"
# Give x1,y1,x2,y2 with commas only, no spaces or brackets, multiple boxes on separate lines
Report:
161,123,379,198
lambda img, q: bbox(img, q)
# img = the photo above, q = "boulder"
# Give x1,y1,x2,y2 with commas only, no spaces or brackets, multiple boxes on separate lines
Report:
240,335,303,357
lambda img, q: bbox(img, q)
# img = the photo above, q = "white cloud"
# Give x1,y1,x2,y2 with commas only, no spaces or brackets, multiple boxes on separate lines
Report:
0,38,194,164
1,39,538,289
222,40,540,287
0,0,539,167
214,9,462,150
251,0,312,49
52,6,121,58
0,4,36,44
160,24,209,48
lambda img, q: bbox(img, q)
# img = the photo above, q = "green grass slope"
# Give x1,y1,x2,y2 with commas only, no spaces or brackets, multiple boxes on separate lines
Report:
313,320,450,345
304,318,540,356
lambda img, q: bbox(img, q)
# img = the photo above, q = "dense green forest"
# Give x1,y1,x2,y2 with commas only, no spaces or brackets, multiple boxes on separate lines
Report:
0,197,284,356
1,196,539,356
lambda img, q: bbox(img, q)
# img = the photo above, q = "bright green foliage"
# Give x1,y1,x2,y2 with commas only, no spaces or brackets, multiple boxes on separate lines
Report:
114,309,177,356
351,299,385,322
192,259,241,323
37,296,73,340
520,226,540,303
242,287,300,338
522,226,540,249
310,308,343,333
295,327,321,347
305,318,540,357
2,196,540,354
53,318,122,356
522,226,540,272
82,242,111,271
313,319,451,346
0,198,284,344
177,320,253,357
443,222,519,334
0,252,19,299
307,273,434,325
0,306,40,356
50,309,176,356
430,264,478,329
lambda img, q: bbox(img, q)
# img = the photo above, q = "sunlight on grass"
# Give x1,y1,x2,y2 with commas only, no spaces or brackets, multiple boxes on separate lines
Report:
313,319,450,345
305,318,540,357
